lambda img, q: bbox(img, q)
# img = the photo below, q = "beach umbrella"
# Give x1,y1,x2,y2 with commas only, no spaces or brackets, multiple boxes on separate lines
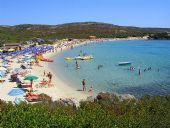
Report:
2,64,10,67
24,75,38,81
8,88,25,96
24,75,38,87
14,68,26,74
0,71,5,77
3,60,10,63
8,48,15,52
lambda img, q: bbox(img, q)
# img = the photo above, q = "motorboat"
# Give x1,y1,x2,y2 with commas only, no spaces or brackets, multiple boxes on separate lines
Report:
118,61,131,66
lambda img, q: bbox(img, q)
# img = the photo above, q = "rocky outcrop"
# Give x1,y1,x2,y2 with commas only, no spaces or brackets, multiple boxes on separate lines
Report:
96,92,136,102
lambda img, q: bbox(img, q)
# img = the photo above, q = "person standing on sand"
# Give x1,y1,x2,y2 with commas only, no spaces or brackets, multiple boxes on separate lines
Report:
82,79,86,91
49,72,52,83
47,72,50,82
43,70,46,76
89,86,94,96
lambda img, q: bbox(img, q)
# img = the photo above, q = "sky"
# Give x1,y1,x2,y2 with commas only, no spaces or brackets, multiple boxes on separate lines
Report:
0,0,170,28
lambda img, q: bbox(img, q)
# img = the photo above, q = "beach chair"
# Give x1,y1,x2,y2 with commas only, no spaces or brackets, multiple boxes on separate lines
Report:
21,83,32,88
25,93,41,102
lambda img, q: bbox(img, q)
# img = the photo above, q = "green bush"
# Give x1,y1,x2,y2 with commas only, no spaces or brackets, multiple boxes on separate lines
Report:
0,95,170,128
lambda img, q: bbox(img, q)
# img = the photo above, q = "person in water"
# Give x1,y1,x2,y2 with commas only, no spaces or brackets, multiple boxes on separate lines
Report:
148,67,152,70
82,79,86,91
97,65,103,70
129,66,135,71
76,60,78,65
76,61,80,69
138,68,141,75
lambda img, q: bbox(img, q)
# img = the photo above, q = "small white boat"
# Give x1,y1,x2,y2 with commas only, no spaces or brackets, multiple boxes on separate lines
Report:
118,62,131,66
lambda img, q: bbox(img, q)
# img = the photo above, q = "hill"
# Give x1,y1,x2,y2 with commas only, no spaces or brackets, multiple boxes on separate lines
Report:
0,22,170,44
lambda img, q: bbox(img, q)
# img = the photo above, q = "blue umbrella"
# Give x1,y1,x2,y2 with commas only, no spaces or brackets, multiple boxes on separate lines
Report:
8,88,25,96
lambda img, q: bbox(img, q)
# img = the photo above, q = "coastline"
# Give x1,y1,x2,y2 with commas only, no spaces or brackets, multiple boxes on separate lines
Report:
34,41,92,101
0,37,149,103
36,37,148,100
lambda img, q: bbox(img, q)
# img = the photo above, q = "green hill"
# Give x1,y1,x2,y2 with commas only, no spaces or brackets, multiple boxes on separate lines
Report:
0,22,170,44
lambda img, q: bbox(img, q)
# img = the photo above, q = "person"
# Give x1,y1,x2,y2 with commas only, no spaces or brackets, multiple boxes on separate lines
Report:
47,72,51,82
49,73,52,83
148,67,151,70
88,86,94,96
75,60,78,65
97,65,103,70
76,61,80,69
138,68,141,75
43,70,46,76
71,45,74,49
82,79,86,91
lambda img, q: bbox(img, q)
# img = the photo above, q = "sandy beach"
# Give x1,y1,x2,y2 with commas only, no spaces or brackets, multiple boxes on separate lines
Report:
0,37,148,103
0,40,93,103
32,43,92,101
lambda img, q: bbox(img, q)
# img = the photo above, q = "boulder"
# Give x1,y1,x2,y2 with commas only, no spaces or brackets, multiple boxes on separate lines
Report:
96,92,116,101
120,94,136,101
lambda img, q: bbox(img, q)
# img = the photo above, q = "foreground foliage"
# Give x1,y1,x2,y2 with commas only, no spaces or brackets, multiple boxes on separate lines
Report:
0,95,170,128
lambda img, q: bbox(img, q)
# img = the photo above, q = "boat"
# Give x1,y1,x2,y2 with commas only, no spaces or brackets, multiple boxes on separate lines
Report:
65,55,94,61
64,57,75,60
81,55,94,60
75,55,94,60
75,56,82,60
118,61,131,66
41,59,54,62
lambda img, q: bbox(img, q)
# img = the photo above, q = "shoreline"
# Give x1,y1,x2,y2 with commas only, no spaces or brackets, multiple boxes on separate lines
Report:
35,41,93,101
0,37,149,103
38,37,148,100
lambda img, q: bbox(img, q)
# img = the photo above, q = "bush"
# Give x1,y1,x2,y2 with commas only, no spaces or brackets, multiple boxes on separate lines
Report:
0,95,170,128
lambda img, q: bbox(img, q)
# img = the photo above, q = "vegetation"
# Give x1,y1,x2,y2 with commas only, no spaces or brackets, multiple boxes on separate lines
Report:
148,32,170,40
0,22,170,45
0,95,170,128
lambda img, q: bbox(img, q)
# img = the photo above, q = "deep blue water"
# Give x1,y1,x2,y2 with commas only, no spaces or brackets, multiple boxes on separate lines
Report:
50,40,170,97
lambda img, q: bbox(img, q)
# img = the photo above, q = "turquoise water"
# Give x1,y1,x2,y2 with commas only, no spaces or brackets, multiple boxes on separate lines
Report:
50,40,170,97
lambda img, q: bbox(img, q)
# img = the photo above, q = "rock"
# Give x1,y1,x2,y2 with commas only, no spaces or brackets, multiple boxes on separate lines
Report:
58,98,80,108
39,93,52,102
120,94,136,101
96,92,116,101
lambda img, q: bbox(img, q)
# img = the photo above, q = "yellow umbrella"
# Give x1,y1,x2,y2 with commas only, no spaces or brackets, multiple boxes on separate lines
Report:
0,49,3,52
8,48,15,52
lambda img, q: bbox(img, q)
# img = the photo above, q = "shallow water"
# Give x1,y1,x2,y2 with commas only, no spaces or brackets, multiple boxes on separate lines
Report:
50,40,170,97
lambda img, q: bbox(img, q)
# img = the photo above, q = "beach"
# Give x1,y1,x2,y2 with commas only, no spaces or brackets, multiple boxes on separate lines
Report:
0,37,149,103
0,39,95,103
32,43,91,101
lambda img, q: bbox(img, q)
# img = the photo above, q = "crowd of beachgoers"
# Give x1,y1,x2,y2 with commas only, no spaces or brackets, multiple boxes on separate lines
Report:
0,37,146,105
0,39,102,105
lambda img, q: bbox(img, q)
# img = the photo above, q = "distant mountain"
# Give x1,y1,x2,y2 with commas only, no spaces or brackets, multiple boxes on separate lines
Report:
0,22,170,44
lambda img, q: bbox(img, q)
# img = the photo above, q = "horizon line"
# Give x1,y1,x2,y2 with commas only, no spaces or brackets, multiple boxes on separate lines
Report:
0,21,170,29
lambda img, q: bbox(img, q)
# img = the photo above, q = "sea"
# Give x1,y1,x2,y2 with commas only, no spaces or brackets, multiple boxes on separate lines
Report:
50,40,170,97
